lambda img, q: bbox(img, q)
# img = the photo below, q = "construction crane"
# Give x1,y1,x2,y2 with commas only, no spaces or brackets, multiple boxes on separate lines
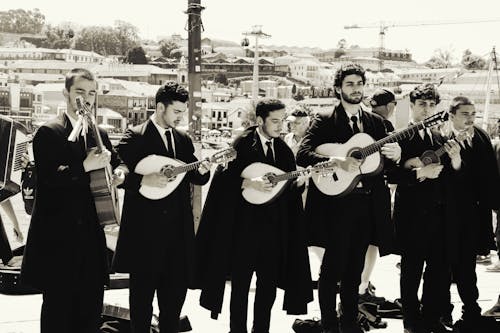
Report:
344,18,500,70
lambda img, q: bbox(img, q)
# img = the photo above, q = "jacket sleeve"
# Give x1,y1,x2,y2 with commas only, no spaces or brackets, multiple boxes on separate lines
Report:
296,114,330,168
184,135,210,186
116,129,144,191
33,126,88,189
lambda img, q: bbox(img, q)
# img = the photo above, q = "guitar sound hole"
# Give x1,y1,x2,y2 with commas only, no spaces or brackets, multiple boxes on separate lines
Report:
349,149,363,160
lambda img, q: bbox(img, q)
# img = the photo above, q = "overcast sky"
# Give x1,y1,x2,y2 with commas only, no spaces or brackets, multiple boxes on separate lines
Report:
3,0,500,63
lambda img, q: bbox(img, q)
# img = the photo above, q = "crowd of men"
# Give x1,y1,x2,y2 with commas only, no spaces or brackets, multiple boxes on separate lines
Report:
0,63,499,333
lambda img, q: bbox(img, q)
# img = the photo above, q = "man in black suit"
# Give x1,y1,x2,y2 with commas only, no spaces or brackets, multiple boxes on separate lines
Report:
388,84,461,333
296,63,401,333
21,68,124,332
370,88,397,133
445,96,500,332
196,99,312,333
113,82,211,333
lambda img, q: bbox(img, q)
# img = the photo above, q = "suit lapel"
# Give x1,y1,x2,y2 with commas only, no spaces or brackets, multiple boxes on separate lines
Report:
333,105,355,143
62,114,86,160
251,129,266,162
143,120,169,156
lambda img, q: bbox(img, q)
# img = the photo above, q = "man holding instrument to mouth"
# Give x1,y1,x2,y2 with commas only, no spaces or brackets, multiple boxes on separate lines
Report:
21,68,124,332
296,63,401,333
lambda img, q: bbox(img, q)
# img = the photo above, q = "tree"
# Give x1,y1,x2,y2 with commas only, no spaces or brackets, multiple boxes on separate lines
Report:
159,39,180,58
114,20,139,56
425,47,455,69
75,26,121,55
126,46,148,64
0,8,45,34
461,49,486,70
214,73,228,85
334,48,346,58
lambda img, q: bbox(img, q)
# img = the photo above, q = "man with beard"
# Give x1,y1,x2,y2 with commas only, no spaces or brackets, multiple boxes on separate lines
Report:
296,63,401,333
445,96,500,332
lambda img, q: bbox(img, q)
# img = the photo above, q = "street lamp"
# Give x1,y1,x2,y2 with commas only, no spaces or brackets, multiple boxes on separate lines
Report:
242,25,271,102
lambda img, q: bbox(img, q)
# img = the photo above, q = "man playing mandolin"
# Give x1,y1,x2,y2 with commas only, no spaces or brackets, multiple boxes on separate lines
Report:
296,63,401,333
112,82,211,333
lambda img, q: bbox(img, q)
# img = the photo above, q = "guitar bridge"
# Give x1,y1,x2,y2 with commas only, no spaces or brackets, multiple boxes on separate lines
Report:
332,172,338,181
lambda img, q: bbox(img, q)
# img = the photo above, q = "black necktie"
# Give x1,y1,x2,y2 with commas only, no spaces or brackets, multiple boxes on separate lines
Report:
351,115,360,134
463,139,472,151
165,129,174,158
265,140,275,165
422,129,432,147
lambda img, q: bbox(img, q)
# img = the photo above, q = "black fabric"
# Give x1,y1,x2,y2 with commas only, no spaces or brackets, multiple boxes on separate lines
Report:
20,162,36,215
196,126,313,321
265,140,275,165
422,130,432,148
0,214,12,264
165,129,174,158
350,115,360,134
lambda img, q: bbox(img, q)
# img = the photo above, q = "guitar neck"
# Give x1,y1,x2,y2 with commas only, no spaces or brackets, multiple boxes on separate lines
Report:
360,122,427,158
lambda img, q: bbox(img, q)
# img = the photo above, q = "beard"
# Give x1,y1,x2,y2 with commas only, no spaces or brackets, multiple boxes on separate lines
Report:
341,90,363,104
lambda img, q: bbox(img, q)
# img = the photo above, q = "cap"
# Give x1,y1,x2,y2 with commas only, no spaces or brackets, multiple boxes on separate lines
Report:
370,88,396,107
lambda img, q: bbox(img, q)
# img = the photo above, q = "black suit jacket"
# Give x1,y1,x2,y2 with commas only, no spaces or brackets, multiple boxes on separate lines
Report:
296,104,395,255
450,126,500,257
21,114,121,290
196,126,313,318
388,128,459,257
112,120,209,283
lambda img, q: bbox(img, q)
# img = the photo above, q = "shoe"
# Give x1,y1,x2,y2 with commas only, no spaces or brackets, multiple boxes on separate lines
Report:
339,321,364,333
378,300,403,319
358,289,386,306
485,261,500,272
424,321,451,333
476,254,492,264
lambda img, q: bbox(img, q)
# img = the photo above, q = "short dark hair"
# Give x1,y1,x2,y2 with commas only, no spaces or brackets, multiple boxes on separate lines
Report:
291,109,308,117
449,96,474,114
155,81,189,106
65,68,96,91
409,84,441,104
255,99,286,120
333,63,366,98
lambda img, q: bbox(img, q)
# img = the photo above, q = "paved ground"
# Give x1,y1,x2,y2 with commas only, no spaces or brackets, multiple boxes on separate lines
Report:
1,186,499,332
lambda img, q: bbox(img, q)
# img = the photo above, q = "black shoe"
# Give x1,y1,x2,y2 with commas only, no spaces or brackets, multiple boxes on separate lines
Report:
403,325,426,333
358,289,386,306
179,315,192,332
424,321,450,333
378,300,403,319
339,323,364,333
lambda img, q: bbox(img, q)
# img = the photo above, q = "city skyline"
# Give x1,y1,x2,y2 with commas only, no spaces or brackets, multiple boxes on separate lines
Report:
1,0,500,63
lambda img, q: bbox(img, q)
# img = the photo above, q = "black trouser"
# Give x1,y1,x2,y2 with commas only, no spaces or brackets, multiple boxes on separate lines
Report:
448,248,482,321
0,215,13,264
230,214,281,333
41,224,105,333
129,244,187,333
318,193,373,329
400,207,448,328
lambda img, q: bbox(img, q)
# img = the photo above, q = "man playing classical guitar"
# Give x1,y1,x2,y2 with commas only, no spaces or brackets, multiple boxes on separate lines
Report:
296,63,401,333
21,68,124,332
387,84,462,333
112,82,211,333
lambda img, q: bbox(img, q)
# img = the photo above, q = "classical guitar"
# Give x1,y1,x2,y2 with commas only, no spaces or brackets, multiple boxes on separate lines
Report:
135,147,236,200
75,96,121,226
403,131,471,169
241,160,336,205
312,111,448,197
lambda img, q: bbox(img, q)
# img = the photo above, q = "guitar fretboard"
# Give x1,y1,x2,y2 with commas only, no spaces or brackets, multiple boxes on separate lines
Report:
359,122,426,158
272,169,309,183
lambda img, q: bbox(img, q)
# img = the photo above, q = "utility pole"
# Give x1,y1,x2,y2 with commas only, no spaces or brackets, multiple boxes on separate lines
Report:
482,47,496,131
186,0,204,230
243,25,271,102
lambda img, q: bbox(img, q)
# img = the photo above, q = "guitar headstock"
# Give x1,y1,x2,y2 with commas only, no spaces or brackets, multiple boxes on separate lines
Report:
210,147,237,164
422,110,449,129
75,96,96,121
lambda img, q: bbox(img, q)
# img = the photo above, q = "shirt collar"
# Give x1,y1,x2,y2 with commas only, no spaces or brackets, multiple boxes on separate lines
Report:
151,115,173,136
65,111,78,129
256,127,273,145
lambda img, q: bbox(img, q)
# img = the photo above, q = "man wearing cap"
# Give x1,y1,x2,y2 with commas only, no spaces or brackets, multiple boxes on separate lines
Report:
285,110,310,157
370,88,397,133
